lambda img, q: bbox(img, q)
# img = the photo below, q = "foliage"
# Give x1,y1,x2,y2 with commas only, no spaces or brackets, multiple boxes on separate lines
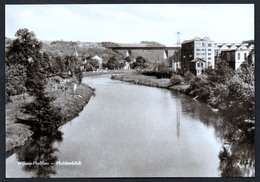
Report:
130,56,148,69
187,57,254,142
169,75,182,86
74,67,83,83
205,59,235,84
6,28,42,65
183,71,195,84
5,62,27,102
188,75,210,101
105,56,121,70
6,28,62,132
101,41,121,47
84,59,99,71
156,62,170,72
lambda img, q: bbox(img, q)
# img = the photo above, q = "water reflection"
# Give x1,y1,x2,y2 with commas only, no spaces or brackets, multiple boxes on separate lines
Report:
15,130,63,178
173,92,255,177
176,100,181,138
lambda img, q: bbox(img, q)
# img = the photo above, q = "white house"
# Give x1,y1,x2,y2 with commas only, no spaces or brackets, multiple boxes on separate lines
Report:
91,55,103,69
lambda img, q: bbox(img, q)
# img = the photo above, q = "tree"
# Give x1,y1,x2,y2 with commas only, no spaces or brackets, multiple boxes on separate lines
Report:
5,62,27,102
7,28,62,132
205,59,235,84
106,56,120,70
131,56,148,69
6,28,42,66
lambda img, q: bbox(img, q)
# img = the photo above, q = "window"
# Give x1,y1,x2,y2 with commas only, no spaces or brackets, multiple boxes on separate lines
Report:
208,57,211,60
244,53,247,59
208,49,211,51
196,49,200,51
200,63,203,67
208,43,212,47
208,53,211,55
238,53,240,60
202,43,205,47
197,62,200,67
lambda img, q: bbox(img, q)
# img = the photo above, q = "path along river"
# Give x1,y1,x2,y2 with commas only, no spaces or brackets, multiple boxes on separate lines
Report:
7,75,252,177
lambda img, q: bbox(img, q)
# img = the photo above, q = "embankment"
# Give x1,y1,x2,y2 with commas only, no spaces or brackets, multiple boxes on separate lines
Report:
111,74,190,93
6,82,94,153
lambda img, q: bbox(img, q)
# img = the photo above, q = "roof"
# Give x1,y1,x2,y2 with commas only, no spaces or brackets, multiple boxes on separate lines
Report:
190,58,206,62
92,55,102,61
242,40,254,44
220,50,236,53
182,37,213,44
181,39,194,44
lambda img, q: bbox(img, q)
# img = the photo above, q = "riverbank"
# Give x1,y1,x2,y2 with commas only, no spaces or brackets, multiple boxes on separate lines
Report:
111,73,190,93
83,69,135,77
6,81,94,153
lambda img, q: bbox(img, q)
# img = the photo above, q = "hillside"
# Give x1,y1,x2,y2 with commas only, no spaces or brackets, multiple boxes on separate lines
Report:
6,38,172,64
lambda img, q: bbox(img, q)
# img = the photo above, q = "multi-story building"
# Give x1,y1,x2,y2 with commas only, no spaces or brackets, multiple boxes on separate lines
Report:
181,37,215,75
218,40,254,70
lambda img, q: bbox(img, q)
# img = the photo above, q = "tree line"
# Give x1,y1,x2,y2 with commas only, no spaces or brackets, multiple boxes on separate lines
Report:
5,28,84,134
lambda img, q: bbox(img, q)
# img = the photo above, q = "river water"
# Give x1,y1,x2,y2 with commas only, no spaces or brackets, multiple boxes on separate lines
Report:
6,75,254,177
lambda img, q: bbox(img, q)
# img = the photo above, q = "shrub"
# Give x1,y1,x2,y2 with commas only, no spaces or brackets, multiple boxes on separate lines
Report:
183,71,195,84
169,75,182,86
188,75,210,101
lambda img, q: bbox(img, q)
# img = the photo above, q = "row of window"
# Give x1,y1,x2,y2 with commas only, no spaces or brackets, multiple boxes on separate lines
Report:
237,53,247,60
195,43,212,47
196,49,212,51
194,55,212,60
197,62,204,67
196,53,212,56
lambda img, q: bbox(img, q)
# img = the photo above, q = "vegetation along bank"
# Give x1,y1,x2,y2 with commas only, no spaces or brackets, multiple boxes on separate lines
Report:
5,29,94,153
111,59,254,144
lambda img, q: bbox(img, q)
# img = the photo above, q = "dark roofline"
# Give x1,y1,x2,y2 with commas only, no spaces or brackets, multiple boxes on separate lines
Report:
190,58,206,62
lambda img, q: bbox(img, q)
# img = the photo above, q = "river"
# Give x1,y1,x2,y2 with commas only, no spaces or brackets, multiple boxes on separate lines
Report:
6,75,254,177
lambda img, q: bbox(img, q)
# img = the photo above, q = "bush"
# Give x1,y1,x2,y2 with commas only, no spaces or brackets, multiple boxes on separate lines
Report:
188,75,210,101
183,71,195,84
169,75,182,86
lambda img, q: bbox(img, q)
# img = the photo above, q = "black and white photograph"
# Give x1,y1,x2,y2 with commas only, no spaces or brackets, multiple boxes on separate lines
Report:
5,3,255,178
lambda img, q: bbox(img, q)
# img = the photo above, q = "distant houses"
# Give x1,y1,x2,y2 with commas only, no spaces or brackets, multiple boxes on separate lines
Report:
179,37,254,76
78,38,254,75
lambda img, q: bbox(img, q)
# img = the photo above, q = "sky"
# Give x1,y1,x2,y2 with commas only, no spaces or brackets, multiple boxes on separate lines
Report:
5,4,254,46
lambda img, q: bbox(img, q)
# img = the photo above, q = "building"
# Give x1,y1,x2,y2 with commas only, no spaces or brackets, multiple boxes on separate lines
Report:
189,58,206,76
219,41,254,70
91,55,103,69
172,60,181,72
181,37,215,74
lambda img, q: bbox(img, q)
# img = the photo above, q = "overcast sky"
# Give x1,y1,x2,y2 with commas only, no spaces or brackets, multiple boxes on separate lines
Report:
5,4,254,46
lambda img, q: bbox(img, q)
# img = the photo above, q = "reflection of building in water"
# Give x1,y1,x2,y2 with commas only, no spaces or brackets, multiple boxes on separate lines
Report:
176,101,181,138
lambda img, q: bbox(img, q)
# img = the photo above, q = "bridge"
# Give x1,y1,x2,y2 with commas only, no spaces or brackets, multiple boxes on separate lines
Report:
107,46,178,59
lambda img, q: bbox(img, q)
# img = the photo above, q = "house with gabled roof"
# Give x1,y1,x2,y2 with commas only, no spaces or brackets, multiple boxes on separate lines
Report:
190,58,206,76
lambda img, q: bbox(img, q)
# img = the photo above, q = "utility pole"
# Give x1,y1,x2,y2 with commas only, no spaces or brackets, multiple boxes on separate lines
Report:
176,31,181,61
176,31,181,71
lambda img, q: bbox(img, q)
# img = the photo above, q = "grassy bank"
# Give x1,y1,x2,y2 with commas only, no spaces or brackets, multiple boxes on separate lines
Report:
111,73,190,92
83,69,135,77
6,81,94,153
